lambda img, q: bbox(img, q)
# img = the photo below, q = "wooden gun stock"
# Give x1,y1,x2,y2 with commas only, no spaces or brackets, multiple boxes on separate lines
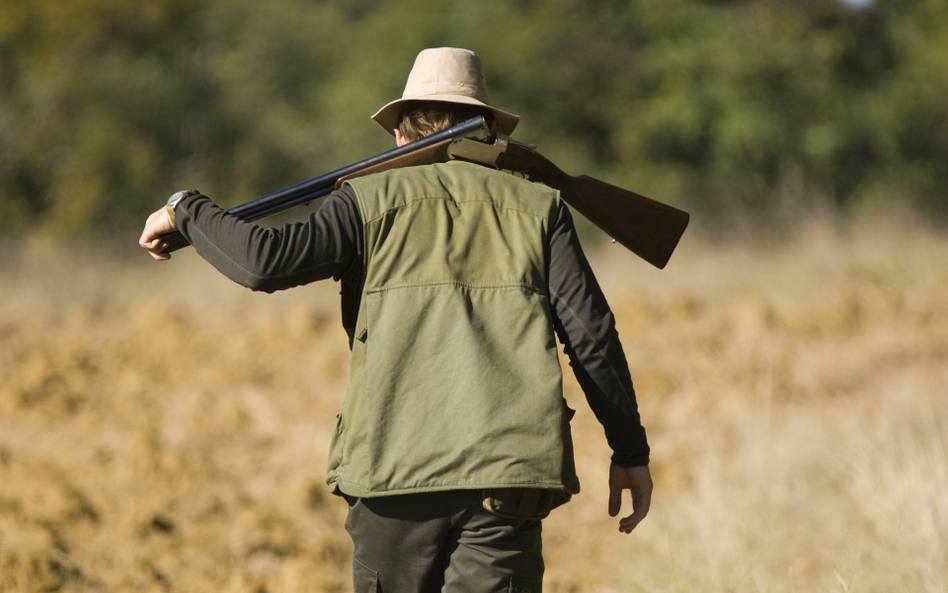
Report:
563,175,689,269
496,144,689,269
332,139,451,189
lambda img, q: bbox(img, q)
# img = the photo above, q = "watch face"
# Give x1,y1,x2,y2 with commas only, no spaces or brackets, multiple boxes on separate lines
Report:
168,189,198,206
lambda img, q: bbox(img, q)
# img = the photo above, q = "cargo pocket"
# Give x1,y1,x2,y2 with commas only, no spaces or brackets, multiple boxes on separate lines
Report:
509,575,542,593
352,558,378,593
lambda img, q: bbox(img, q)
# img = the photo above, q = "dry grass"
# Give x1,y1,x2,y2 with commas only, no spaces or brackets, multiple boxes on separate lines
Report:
1,220,946,592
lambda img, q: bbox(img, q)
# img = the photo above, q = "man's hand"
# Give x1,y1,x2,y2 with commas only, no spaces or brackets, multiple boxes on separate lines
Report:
608,463,652,534
139,206,176,261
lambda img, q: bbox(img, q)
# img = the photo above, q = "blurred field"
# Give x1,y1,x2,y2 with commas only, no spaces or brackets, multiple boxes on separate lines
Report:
1,221,946,592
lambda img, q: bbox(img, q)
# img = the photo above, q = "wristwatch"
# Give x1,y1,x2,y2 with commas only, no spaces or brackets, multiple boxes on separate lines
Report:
167,188,200,208
165,189,200,229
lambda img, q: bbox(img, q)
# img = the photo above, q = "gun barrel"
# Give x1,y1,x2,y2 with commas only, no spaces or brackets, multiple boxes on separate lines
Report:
161,116,488,252
230,115,488,222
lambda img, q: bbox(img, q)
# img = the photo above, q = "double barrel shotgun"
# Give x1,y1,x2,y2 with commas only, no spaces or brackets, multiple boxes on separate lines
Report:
158,116,689,269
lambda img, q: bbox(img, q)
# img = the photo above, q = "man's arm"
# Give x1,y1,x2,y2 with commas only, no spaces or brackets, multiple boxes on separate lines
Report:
139,187,364,290
547,201,652,534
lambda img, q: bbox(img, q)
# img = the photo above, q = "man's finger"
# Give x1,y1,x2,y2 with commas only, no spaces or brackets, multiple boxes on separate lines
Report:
139,227,164,249
140,235,172,260
618,500,650,534
145,244,171,260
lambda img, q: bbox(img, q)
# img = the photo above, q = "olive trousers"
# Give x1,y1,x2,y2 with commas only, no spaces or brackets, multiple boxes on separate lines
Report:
344,491,544,593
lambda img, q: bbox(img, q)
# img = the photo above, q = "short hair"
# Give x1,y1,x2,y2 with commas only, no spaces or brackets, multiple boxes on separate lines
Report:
397,102,496,142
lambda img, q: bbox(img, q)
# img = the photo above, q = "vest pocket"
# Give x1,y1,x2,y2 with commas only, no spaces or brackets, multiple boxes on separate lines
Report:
326,411,347,479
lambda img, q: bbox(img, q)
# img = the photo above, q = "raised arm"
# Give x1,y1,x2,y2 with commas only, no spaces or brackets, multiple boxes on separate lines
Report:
139,187,364,292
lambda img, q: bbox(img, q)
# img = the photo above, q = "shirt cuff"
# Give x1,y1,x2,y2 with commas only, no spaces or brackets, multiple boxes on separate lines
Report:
611,451,650,467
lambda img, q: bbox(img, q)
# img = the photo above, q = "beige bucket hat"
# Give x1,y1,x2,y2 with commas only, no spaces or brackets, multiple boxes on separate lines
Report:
372,47,520,136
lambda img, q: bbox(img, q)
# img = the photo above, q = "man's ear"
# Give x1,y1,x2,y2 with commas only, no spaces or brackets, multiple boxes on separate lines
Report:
394,128,409,147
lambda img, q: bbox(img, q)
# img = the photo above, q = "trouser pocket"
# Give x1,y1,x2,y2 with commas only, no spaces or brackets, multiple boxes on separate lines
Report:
482,488,555,520
352,558,378,593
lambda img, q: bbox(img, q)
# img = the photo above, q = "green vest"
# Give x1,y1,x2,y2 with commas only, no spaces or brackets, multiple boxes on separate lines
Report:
326,161,579,498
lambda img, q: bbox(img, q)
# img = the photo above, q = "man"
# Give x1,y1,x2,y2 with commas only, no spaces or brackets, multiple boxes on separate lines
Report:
140,47,652,593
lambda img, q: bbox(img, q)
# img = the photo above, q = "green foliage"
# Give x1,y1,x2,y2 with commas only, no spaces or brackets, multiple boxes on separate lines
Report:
0,0,945,242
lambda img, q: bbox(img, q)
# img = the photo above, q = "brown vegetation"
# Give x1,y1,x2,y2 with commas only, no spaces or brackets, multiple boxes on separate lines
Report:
1,222,946,592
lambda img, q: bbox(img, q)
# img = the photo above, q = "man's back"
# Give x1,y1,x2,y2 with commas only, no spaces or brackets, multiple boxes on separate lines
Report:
328,160,578,499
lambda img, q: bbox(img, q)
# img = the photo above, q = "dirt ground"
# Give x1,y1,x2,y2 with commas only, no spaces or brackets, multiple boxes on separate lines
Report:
1,221,946,592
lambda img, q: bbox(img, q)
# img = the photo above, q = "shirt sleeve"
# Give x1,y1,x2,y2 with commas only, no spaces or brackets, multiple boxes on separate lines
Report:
173,185,364,292
547,201,650,467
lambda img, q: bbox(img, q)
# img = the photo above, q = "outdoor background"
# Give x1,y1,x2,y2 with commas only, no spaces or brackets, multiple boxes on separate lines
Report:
1,0,946,591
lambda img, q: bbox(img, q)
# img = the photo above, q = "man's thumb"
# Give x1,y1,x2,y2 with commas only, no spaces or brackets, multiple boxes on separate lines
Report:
608,485,622,517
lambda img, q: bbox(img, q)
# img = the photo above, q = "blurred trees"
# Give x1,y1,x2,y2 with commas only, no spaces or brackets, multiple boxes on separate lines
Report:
1,0,946,241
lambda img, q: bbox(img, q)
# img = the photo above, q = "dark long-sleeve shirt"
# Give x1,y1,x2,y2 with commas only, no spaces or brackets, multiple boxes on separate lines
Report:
175,185,649,466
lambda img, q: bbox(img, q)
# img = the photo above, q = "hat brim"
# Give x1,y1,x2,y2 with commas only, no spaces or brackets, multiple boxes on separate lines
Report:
371,94,520,137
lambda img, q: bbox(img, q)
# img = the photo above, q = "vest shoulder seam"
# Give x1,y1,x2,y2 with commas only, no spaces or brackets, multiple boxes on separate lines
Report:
362,196,552,224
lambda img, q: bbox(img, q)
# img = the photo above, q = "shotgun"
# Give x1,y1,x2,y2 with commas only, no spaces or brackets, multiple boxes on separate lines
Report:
161,116,689,268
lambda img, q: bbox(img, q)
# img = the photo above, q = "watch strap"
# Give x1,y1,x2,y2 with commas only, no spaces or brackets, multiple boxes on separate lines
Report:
165,204,178,230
